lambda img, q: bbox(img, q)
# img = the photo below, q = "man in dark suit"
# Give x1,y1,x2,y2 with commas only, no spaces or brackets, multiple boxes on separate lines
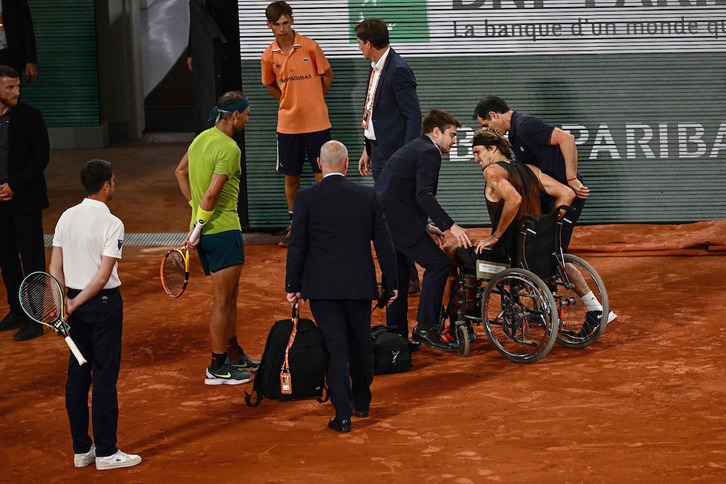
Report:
0,65,48,340
0,0,39,84
286,140,398,433
376,110,471,351
355,17,422,296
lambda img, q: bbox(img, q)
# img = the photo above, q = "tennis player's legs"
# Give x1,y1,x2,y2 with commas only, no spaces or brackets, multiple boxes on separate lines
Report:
198,231,244,352
277,130,328,211
209,265,241,354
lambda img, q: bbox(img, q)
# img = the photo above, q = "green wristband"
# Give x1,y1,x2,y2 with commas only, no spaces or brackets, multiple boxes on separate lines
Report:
197,207,213,225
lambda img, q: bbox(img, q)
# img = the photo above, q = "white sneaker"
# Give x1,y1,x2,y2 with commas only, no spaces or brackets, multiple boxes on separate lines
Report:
605,310,617,328
95,449,142,470
74,444,96,468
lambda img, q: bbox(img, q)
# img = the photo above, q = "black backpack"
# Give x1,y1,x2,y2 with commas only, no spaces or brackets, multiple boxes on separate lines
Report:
245,307,329,407
371,325,412,375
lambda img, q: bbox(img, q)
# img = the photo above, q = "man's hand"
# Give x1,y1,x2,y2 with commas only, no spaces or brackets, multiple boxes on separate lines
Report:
386,289,398,307
448,223,472,248
426,224,445,247
358,151,371,177
64,297,77,320
287,292,304,307
475,236,498,254
25,63,38,84
184,228,200,251
0,183,13,202
568,178,590,199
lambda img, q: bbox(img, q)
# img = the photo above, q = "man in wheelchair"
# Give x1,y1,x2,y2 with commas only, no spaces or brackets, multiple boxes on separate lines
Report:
440,129,613,349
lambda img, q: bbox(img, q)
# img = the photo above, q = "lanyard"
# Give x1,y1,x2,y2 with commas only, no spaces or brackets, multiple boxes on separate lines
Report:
361,55,387,130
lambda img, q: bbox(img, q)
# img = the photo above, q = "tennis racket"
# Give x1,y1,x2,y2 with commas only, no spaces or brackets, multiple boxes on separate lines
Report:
160,220,204,298
18,271,87,366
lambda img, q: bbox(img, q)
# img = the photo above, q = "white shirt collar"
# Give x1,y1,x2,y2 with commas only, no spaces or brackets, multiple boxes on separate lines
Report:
82,197,110,212
323,172,345,179
370,46,390,71
426,134,442,155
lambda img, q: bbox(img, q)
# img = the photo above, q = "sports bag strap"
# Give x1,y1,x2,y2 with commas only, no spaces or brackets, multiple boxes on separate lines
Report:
316,384,330,403
282,305,299,373
244,389,262,407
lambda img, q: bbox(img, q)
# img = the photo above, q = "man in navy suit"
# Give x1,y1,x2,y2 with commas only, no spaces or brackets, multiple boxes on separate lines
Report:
285,140,398,433
355,17,423,297
376,110,472,351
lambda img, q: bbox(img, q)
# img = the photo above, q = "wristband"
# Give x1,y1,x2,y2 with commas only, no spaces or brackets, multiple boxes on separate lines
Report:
567,177,578,182
197,207,213,225
492,233,500,240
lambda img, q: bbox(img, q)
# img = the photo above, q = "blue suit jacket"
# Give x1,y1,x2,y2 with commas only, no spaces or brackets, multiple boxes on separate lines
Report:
365,48,421,168
285,175,398,300
375,136,455,248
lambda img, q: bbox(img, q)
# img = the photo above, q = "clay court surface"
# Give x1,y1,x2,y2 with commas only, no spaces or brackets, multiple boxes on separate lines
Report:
1,143,725,482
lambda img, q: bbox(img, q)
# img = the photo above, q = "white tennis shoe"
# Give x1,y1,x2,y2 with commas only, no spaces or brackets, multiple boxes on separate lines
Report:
95,449,142,470
73,444,96,468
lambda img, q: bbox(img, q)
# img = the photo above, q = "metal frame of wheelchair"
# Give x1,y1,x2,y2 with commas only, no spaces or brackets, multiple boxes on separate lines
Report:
443,206,609,363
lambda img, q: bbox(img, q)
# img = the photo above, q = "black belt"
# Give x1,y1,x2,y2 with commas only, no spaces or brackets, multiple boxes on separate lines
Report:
67,287,120,298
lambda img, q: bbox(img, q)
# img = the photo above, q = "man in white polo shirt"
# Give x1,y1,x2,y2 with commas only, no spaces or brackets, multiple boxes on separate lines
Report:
49,159,141,471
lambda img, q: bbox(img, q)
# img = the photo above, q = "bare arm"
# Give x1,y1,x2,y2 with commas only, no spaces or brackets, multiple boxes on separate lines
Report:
321,67,333,96
476,165,521,253
175,152,191,202
527,164,576,211
200,173,227,212
49,246,65,290
358,145,371,177
550,127,589,199
266,83,282,102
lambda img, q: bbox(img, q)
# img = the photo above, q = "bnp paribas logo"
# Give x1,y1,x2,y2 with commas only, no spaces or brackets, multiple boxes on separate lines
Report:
349,0,430,43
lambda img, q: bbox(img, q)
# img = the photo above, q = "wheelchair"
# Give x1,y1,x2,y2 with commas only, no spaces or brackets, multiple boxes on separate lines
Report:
442,206,609,363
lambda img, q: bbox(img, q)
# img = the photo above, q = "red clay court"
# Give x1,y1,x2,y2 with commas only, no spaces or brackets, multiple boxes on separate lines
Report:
1,142,725,482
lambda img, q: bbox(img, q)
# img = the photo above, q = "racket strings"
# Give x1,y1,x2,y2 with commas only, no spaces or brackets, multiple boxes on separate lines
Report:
20,274,62,324
162,250,188,296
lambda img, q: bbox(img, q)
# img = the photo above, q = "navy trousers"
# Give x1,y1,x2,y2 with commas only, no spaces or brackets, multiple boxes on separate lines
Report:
65,288,123,457
309,299,373,421
385,233,450,336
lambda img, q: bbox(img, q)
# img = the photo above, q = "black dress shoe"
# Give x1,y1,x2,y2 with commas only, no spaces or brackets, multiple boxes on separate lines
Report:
412,326,455,351
355,409,369,418
13,320,43,341
408,339,422,352
328,417,351,433
0,312,22,331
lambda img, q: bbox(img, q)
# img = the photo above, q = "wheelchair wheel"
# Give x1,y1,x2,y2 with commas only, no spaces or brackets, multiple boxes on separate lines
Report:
552,254,609,349
456,323,470,357
481,268,559,364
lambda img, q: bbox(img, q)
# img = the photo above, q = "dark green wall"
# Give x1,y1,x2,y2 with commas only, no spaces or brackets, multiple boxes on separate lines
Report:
242,52,726,228
22,0,99,127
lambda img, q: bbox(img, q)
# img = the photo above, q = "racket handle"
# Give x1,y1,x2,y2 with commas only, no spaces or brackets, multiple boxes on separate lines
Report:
189,219,205,244
65,336,87,366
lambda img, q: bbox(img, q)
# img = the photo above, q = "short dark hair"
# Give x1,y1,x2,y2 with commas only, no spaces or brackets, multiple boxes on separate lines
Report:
265,1,292,23
217,90,247,120
473,128,512,160
354,18,389,49
422,109,462,135
474,96,510,120
0,65,20,79
80,159,113,195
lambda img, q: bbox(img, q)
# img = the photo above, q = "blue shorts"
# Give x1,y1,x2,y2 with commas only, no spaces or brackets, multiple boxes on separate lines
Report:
276,128,330,176
197,230,245,275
